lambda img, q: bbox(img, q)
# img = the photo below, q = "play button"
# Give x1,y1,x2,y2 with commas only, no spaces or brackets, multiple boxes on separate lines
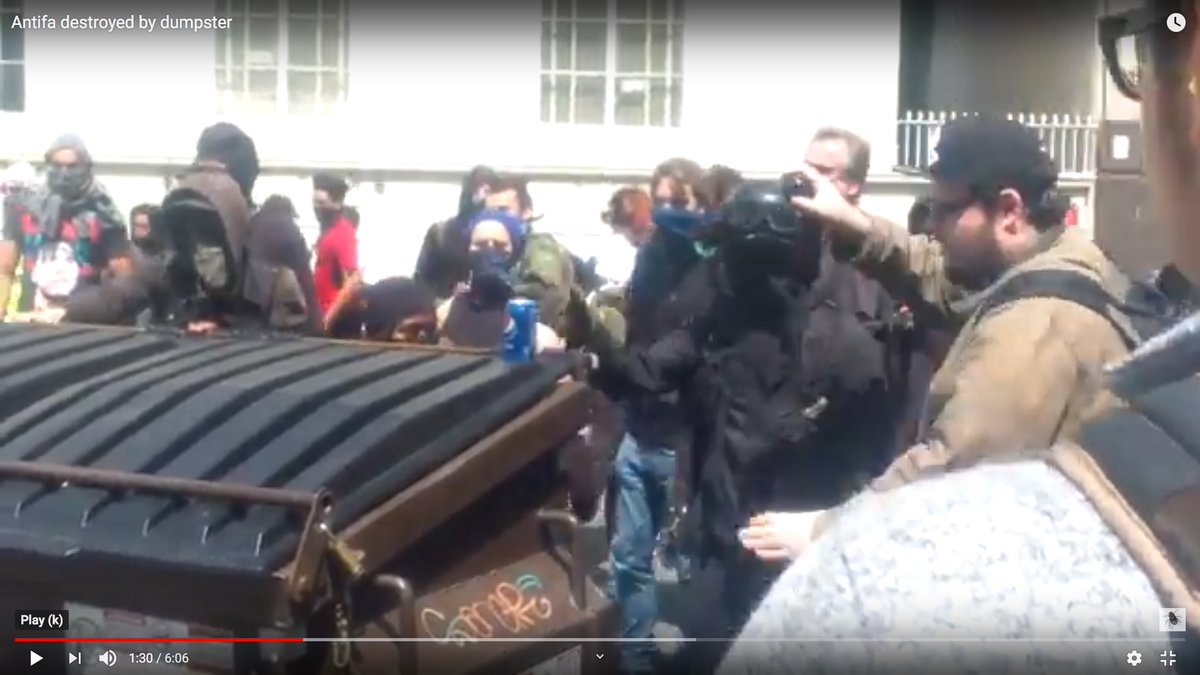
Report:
29,651,42,666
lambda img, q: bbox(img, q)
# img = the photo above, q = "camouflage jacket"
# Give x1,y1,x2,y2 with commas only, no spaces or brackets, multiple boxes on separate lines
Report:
511,231,576,337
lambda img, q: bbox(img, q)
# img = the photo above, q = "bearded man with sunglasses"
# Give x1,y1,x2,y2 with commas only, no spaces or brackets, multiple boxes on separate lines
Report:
714,2,1199,674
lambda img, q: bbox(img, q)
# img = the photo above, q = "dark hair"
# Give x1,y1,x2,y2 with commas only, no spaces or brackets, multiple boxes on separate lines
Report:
907,195,934,236
651,157,705,205
345,205,360,228
811,127,871,184
260,194,298,218
195,122,260,202
465,165,500,191
312,173,349,203
930,116,1064,231
361,277,437,340
699,165,744,210
491,173,533,213
1021,190,1070,231
129,203,159,223
970,183,1068,232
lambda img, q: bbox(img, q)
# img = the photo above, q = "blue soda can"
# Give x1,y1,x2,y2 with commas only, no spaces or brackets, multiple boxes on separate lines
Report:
503,298,539,362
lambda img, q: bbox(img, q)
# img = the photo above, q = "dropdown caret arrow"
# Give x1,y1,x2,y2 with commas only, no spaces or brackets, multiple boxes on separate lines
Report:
596,654,604,659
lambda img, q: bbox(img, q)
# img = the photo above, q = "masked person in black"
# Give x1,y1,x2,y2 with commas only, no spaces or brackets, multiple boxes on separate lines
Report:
435,208,563,350
194,122,261,207
587,179,891,672
414,165,501,301
63,125,315,333
153,165,316,334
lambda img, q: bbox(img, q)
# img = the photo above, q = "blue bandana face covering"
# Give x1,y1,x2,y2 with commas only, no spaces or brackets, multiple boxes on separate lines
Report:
651,206,705,238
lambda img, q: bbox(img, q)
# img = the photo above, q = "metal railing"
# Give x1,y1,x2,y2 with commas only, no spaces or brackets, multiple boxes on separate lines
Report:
897,110,1099,179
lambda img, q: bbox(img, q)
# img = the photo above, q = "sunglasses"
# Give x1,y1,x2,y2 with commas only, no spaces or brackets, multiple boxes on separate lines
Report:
1098,0,1193,101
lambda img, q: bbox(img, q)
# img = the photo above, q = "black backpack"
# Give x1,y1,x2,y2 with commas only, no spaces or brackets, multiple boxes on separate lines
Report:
973,269,1178,348
975,268,1200,663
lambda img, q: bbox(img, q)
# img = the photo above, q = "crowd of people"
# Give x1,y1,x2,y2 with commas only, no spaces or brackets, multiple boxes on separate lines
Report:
1,1,1199,673
0,128,583,351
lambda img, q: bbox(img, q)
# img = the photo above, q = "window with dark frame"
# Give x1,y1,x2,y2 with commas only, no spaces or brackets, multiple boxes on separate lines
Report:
0,0,25,112
214,0,349,115
540,0,684,127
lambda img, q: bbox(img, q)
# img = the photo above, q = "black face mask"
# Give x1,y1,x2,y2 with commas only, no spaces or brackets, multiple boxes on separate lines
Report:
467,248,514,310
315,206,340,229
134,235,163,254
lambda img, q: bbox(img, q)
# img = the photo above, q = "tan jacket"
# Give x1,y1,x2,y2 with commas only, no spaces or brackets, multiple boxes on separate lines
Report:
849,216,1135,491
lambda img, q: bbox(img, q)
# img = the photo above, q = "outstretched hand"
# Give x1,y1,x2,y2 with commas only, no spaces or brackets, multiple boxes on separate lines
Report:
536,323,565,352
738,510,824,562
788,164,872,237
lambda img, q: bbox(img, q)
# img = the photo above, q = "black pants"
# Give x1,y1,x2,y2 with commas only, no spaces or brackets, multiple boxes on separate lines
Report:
675,546,779,674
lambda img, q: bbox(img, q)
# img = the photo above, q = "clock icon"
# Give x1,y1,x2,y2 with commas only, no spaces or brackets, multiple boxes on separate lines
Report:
1167,12,1187,33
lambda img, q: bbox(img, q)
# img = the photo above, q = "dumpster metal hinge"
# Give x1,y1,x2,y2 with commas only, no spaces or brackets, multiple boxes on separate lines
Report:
284,491,335,605
323,527,365,673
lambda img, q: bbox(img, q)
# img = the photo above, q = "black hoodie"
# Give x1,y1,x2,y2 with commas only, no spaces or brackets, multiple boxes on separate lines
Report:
413,165,499,299
195,123,260,206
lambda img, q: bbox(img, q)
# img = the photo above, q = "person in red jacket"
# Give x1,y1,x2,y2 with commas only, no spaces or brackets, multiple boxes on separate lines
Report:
311,173,360,336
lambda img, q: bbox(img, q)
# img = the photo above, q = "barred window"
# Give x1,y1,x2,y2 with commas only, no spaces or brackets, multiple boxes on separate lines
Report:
0,0,25,112
540,0,684,127
215,0,349,115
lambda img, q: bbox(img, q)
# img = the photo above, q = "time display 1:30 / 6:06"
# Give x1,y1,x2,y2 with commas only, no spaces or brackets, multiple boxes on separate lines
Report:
127,652,190,665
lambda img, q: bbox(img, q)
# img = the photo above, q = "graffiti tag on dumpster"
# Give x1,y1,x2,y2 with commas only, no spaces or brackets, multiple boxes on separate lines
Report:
420,573,554,646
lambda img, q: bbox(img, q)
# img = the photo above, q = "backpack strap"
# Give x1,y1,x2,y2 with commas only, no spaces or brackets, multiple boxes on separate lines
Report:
1051,377,1200,638
974,269,1144,349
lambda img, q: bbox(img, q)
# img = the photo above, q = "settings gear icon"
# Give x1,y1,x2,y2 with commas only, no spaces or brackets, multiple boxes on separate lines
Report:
1127,650,1143,666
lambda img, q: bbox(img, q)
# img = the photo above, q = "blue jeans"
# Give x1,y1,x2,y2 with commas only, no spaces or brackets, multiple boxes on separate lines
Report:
609,433,676,672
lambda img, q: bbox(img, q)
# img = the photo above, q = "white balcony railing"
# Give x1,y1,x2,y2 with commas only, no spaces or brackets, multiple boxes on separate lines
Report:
897,111,1099,180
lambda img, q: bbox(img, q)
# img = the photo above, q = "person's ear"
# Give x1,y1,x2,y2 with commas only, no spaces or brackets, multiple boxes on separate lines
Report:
995,188,1026,234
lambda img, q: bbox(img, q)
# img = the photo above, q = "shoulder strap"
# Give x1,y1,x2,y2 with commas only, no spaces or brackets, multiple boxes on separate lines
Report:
975,269,1141,349
1055,378,1200,636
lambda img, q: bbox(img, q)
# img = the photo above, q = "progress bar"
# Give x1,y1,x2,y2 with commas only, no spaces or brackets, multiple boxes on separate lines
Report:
13,637,1188,644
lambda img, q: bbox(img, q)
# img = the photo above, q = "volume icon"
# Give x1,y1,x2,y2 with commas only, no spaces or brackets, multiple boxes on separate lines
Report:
98,650,117,667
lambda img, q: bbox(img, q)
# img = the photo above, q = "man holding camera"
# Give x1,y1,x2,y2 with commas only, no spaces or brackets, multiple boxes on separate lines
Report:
718,3,1200,673
738,117,1139,561
805,118,1134,492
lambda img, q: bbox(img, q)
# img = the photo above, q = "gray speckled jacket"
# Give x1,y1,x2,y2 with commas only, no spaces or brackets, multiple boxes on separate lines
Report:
717,461,1173,675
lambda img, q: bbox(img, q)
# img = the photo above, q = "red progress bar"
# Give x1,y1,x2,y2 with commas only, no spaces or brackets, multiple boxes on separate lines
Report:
14,634,304,638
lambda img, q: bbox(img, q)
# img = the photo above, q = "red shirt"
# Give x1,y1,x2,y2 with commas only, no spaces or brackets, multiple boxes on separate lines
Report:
313,216,358,316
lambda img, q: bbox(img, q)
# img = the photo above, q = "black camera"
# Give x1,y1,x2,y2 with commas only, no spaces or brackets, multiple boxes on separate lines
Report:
707,175,823,284
717,176,813,243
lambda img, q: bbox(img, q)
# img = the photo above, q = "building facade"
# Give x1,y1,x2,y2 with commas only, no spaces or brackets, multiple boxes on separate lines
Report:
1,0,1101,282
